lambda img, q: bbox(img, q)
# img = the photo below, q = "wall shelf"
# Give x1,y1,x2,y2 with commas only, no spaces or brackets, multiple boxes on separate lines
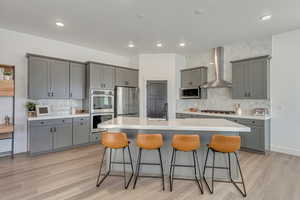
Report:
0,64,15,158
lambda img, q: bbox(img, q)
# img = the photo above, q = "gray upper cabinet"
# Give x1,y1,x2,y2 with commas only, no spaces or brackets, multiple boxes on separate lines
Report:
49,59,70,98
28,55,70,99
88,62,115,89
28,56,49,99
70,62,86,99
181,67,208,88
115,67,139,87
231,56,270,99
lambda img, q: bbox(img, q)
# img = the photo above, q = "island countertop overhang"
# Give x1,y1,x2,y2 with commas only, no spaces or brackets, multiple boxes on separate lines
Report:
98,117,251,133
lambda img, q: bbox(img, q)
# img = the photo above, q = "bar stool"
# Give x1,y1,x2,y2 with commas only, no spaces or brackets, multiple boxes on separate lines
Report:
169,134,204,194
203,134,247,197
96,132,134,189
132,133,165,191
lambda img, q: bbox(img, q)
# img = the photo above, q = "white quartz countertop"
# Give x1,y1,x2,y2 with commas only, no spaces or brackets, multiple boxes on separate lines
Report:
28,113,90,121
178,111,271,120
98,117,250,132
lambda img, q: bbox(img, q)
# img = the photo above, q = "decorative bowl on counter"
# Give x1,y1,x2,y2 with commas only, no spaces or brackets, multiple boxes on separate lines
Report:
188,108,198,112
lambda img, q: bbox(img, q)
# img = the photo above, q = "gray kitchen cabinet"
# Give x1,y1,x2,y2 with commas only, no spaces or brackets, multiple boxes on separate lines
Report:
90,132,101,143
181,67,207,88
70,62,86,99
28,55,70,99
49,59,70,98
88,62,115,89
115,67,139,87
28,56,50,99
29,124,52,154
176,113,270,153
53,122,73,150
231,56,270,99
73,117,90,145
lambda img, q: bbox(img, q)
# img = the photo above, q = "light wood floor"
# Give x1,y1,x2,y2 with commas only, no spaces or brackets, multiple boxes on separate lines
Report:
0,144,299,200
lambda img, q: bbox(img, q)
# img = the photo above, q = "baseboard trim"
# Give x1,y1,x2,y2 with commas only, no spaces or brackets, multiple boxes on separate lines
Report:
271,145,300,157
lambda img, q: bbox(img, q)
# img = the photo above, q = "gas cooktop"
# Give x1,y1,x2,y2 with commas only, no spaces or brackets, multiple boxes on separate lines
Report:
200,110,236,115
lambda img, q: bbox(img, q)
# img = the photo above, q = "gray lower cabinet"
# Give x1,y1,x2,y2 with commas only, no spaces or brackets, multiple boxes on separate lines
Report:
88,62,115,89
181,67,207,88
231,56,270,99
29,117,90,155
70,62,86,99
53,122,73,150
73,117,90,145
29,124,52,154
176,113,270,153
89,132,101,143
115,67,139,87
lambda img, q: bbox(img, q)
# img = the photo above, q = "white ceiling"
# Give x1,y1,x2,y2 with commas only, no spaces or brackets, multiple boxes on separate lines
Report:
0,0,300,56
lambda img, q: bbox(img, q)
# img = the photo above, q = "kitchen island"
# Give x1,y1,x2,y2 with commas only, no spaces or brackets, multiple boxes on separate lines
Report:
98,117,250,179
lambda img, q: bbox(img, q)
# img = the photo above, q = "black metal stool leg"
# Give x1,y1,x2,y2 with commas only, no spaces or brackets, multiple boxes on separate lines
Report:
158,148,165,191
96,147,111,187
170,149,177,192
203,147,214,193
194,150,204,194
229,152,247,197
122,147,127,189
169,148,175,192
133,148,142,189
125,145,134,189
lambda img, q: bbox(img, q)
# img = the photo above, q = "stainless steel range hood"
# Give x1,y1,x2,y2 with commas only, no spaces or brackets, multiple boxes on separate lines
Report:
201,47,232,88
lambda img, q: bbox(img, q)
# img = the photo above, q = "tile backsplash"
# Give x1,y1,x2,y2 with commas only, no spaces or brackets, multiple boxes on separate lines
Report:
33,99,83,115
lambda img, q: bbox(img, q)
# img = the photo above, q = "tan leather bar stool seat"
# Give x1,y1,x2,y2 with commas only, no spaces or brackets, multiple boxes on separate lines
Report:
102,132,129,149
136,134,163,150
172,134,200,151
209,134,241,153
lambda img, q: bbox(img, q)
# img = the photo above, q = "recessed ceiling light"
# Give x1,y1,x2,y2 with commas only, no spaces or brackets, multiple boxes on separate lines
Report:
259,14,272,21
179,42,186,47
128,41,135,48
194,9,204,15
156,42,163,47
55,22,64,27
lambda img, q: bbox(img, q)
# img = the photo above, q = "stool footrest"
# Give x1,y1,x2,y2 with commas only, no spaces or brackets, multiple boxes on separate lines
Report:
111,161,132,165
171,164,195,168
204,165,229,170
140,162,161,166
138,175,164,179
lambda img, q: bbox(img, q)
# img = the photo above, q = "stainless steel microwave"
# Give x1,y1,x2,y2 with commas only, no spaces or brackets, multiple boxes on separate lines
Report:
180,87,204,99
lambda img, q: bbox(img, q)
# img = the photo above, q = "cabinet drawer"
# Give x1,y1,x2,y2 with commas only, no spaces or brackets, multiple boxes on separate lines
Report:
30,118,73,126
238,119,264,126
73,117,90,123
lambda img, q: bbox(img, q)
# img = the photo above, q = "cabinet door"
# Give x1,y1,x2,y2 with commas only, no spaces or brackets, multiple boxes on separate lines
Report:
102,65,115,89
248,59,268,99
49,59,70,98
70,62,86,99
73,119,90,145
245,126,265,151
28,56,50,99
232,62,246,99
89,132,101,143
53,123,73,149
181,70,194,88
30,125,52,153
116,68,138,87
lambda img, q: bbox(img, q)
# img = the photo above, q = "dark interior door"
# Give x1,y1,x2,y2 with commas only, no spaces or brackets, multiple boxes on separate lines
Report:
146,80,167,118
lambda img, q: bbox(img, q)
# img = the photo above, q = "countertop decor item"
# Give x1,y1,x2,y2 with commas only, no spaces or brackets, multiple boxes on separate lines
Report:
4,116,10,126
189,107,198,112
235,104,242,115
26,101,37,117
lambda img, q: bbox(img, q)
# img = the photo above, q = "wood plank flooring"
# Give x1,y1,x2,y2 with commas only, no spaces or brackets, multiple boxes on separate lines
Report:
0,144,299,200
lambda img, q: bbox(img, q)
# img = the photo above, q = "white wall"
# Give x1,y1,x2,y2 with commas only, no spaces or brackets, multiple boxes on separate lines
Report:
138,54,185,120
0,28,133,153
271,29,300,156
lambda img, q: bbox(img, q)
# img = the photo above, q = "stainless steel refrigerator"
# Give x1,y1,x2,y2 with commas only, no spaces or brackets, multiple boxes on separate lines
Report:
115,86,139,117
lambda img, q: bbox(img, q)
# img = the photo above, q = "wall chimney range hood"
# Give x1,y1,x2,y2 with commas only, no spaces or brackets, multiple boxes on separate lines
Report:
201,47,232,88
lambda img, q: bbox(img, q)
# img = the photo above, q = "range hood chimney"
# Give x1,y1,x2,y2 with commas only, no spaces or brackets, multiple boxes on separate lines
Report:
201,47,232,88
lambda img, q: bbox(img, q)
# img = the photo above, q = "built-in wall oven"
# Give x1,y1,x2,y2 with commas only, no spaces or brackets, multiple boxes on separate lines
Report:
91,113,114,132
91,89,114,113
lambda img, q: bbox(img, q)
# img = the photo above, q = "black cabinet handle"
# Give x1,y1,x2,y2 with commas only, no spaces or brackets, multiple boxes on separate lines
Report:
50,127,52,132
51,92,54,97
70,92,72,97
48,92,51,97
